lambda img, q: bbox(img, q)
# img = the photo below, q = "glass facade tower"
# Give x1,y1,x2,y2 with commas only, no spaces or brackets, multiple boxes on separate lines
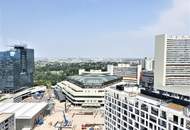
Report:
0,46,34,93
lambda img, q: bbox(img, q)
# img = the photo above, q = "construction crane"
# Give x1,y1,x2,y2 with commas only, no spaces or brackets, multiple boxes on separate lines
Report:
63,111,69,126
54,112,72,130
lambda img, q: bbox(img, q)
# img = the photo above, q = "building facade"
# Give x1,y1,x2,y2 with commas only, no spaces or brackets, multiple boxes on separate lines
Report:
154,34,190,97
143,57,154,71
107,64,142,85
57,73,122,107
0,45,34,93
105,85,190,130
0,113,14,130
140,71,154,90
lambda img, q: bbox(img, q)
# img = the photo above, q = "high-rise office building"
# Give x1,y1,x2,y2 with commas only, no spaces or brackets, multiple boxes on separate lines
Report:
107,64,142,85
154,34,190,97
0,45,34,93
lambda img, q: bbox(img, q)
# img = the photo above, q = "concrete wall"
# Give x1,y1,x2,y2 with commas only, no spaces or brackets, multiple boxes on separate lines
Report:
16,119,32,130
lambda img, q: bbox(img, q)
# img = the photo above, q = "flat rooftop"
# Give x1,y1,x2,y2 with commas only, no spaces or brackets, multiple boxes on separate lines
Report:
0,103,48,119
0,113,13,123
166,103,185,111
137,94,162,106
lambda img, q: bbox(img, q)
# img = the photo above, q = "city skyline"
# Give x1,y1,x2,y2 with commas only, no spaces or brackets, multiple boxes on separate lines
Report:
0,0,190,58
0,1,190,130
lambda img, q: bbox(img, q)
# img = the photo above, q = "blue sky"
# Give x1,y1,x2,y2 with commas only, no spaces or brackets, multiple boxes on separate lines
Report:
0,0,189,58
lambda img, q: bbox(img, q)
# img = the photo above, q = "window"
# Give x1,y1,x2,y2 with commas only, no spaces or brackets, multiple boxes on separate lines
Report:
151,107,158,116
180,118,184,127
160,111,166,119
135,109,139,115
141,103,148,112
149,115,157,123
131,114,136,120
173,115,178,124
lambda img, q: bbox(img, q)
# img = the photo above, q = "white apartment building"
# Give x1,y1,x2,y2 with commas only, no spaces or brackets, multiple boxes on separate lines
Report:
107,64,142,85
154,34,190,97
105,85,190,130
0,113,14,130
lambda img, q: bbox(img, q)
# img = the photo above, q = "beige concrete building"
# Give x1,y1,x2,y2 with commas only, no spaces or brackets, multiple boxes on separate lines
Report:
107,64,142,85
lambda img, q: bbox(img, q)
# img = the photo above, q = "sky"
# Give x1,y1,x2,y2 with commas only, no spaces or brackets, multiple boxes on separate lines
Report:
0,0,190,58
